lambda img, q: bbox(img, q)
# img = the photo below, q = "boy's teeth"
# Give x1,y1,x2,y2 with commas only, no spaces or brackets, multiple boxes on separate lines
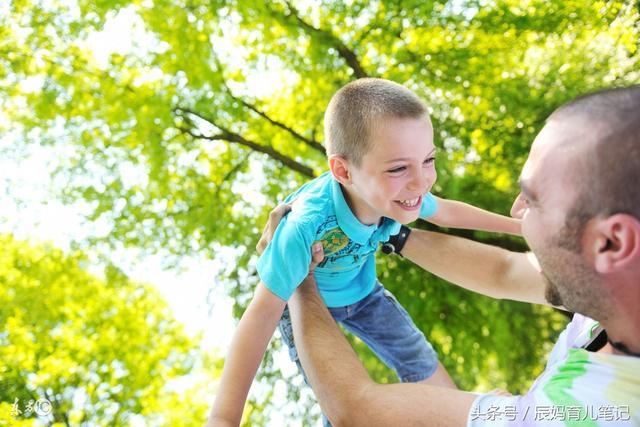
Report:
399,197,419,207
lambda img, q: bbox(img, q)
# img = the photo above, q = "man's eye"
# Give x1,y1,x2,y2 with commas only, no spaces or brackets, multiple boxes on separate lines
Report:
424,157,435,165
387,166,406,173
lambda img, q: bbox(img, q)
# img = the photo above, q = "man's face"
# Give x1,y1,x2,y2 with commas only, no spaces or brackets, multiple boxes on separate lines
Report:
511,118,605,317
346,115,437,225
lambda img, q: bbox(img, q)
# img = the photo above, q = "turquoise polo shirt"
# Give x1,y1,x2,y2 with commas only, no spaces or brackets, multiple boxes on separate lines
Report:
257,171,437,307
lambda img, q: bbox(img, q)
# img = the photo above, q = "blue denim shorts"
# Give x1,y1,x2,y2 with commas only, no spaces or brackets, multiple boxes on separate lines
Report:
278,281,438,384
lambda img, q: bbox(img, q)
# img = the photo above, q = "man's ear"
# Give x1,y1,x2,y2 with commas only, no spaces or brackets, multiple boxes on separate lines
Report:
592,214,640,273
329,155,352,185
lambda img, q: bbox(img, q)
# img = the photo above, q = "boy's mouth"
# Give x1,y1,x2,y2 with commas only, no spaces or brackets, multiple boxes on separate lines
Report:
395,195,422,210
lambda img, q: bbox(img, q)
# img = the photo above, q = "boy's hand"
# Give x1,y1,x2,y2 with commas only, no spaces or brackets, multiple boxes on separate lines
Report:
256,202,292,254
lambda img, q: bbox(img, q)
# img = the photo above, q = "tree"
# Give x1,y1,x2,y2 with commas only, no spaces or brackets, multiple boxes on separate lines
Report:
0,235,208,426
2,0,639,423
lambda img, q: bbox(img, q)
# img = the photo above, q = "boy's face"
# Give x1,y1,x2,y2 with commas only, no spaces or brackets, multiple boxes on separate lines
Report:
345,115,437,225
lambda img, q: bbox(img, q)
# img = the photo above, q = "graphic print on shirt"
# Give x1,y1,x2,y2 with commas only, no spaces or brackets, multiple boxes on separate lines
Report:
316,216,375,272
320,227,350,255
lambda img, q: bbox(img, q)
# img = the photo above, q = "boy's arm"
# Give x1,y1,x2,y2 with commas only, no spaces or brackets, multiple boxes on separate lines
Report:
207,282,287,427
256,203,550,307
427,196,521,236
403,228,554,306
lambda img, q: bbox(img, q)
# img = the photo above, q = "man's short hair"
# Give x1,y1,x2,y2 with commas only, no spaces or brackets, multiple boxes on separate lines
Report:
324,78,428,166
550,85,640,235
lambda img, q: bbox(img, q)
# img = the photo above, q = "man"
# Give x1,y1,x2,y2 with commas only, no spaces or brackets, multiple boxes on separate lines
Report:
258,86,640,426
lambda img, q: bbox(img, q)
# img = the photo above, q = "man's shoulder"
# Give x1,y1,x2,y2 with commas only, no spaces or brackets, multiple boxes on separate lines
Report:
539,347,640,415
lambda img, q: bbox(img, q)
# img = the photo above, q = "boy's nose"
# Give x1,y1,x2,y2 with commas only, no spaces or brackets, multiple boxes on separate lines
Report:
408,168,433,192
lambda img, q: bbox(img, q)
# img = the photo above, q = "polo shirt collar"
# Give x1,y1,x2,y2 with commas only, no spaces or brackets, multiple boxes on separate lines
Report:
331,177,378,245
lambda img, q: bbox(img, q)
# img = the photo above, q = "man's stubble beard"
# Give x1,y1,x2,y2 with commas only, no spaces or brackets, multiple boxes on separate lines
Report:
536,221,612,321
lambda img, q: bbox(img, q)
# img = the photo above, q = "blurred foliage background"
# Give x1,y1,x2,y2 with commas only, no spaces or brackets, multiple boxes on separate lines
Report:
0,236,220,426
1,0,639,425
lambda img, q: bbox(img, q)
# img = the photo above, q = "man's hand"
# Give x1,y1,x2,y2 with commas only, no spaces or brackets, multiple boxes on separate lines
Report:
308,242,324,273
204,416,235,427
256,202,292,254
289,242,325,322
256,200,323,273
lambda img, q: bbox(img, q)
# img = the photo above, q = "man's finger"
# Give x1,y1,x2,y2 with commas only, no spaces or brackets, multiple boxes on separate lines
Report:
488,388,512,396
256,222,271,254
256,202,294,254
309,241,325,272
256,238,267,254
269,202,292,221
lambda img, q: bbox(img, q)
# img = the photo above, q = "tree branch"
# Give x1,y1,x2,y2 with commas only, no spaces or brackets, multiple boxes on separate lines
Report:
214,152,252,200
278,1,370,79
220,80,326,155
43,390,71,427
173,107,316,178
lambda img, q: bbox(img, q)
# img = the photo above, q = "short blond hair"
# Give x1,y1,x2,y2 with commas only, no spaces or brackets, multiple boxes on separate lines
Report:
324,78,428,166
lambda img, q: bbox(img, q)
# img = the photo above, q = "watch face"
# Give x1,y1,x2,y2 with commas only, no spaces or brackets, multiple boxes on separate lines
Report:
381,243,394,254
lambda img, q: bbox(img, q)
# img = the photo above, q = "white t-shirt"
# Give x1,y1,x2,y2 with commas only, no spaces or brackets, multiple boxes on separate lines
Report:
468,314,639,426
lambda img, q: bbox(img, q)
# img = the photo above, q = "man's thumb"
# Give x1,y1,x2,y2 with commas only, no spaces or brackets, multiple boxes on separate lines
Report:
310,242,325,270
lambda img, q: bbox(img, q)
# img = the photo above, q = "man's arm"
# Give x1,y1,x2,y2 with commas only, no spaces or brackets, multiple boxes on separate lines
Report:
403,228,551,306
289,256,478,427
428,196,521,236
207,282,287,426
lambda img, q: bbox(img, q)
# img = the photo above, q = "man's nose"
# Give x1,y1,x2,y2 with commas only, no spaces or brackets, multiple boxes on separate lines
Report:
510,194,525,218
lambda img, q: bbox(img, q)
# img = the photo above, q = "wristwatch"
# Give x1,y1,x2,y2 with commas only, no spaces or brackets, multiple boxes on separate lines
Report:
381,225,412,256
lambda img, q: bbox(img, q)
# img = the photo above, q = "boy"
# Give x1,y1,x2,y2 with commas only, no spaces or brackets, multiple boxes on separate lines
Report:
208,78,520,426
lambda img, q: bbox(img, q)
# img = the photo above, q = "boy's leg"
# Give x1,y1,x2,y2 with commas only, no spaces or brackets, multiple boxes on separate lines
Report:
340,281,456,388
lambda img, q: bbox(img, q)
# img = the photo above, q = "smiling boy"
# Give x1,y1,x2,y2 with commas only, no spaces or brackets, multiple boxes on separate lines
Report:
208,78,521,427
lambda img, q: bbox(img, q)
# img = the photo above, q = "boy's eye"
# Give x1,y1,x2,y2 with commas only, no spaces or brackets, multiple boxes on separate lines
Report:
387,166,406,173
424,157,435,165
